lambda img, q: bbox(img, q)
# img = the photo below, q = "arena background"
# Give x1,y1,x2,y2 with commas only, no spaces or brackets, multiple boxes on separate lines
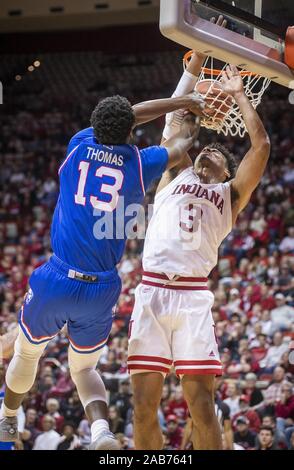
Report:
0,0,293,451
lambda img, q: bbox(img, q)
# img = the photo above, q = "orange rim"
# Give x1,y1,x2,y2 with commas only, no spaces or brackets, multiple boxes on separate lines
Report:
183,50,258,77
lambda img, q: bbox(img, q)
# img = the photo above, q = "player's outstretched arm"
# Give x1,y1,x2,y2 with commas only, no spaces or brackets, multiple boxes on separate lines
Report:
220,65,271,224
132,94,208,126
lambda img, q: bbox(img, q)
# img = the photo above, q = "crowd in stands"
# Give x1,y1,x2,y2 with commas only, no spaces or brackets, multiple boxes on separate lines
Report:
0,50,293,450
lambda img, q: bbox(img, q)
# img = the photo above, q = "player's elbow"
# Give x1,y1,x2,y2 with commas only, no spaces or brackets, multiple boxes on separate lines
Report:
253,135,271,162
260,136,271,161
261,134,271,153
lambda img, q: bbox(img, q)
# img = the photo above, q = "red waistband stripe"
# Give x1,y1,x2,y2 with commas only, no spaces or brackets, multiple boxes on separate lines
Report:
174,360,221,366
127,364,170,373
142,271,208,291
175,369,223,376
127,355,173,373
128,355,173,365
142,272,208,282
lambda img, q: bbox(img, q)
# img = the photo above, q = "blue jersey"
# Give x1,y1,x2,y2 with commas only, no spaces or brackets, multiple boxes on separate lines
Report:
51,127,168,272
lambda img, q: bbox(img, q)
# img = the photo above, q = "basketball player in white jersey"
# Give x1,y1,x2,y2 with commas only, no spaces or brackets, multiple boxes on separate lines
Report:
127,44,271,449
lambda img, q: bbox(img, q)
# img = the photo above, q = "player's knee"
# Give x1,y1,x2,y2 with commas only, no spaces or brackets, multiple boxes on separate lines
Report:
15,330,46,361
184,383,215,423
133,392,159,422
68,346,100,376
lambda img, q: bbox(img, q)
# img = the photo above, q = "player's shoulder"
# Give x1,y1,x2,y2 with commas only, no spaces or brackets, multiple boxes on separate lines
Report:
69,127,94,143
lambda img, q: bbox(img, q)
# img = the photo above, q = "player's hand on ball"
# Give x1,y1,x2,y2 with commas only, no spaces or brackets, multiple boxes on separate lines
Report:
220,64,244,97
186,92,216,117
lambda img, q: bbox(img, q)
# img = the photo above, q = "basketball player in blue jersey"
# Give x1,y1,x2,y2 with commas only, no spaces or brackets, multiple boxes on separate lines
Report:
0,93,207,450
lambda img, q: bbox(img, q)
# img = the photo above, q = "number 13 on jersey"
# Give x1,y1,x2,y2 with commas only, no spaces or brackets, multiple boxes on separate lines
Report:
75,162,124,212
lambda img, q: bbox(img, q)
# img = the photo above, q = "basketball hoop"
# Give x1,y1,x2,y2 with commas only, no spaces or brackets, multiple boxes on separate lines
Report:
183,51,271,138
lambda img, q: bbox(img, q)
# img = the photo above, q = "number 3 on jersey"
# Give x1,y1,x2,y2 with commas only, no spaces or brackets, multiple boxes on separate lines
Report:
75,161,124,212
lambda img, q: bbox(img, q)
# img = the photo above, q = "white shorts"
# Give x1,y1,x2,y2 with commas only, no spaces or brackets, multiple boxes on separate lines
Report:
127,278,222,377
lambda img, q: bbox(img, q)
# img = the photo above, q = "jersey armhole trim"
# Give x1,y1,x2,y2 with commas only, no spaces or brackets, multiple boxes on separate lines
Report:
58,144,79,176
134,145,145,195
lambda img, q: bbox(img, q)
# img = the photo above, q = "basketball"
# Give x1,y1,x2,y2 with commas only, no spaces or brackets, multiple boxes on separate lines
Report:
195,79,234,121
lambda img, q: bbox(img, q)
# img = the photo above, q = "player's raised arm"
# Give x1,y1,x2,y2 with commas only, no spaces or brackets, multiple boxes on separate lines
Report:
132,94,208,126
162,113,201,170
220,65,271,223
162,16,227,142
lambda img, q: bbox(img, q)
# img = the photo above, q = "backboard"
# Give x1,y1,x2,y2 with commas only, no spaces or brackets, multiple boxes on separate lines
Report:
160,0,294,88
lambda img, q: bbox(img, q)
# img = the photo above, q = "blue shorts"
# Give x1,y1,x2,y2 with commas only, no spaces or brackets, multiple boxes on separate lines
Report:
19,255,122,354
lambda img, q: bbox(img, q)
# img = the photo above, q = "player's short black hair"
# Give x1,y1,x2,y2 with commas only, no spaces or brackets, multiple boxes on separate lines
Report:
206,142,237,181
90,95,135,145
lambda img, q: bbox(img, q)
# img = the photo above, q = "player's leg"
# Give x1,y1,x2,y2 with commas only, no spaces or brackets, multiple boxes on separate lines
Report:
67,268,122,450
173,289,222,449
67,345,118,450
127,283,172,449
0,262,64,442
0,328,49,441
131,371,165,450
181,374,222,449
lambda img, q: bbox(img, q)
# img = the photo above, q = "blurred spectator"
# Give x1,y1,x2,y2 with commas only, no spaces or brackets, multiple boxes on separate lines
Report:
243,372,263,407
110,379,132,421
233,416,256,450
45,398,64,433
77,418,91,447
49,368,74,398
255,426,280,450
165,414,183,450
109,405,125,434
275,382,294,435
263,366,292,408
60,390,84,427
56,422,81,450
32,415,60,450
260,415,287,449
224,381,241,417
270,294,294,334
165,385,188,424
260,333,289,371
279,227,294,253
232,395,261,433
22,408,41,450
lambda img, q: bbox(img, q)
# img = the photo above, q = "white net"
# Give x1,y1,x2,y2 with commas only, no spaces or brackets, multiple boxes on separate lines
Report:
184,55,271,138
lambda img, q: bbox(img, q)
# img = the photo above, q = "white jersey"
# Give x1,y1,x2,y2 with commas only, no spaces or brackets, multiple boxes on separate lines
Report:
143,166,232,277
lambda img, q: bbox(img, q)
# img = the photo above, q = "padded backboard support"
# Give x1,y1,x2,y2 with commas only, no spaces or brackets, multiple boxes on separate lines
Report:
160,0,294,88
